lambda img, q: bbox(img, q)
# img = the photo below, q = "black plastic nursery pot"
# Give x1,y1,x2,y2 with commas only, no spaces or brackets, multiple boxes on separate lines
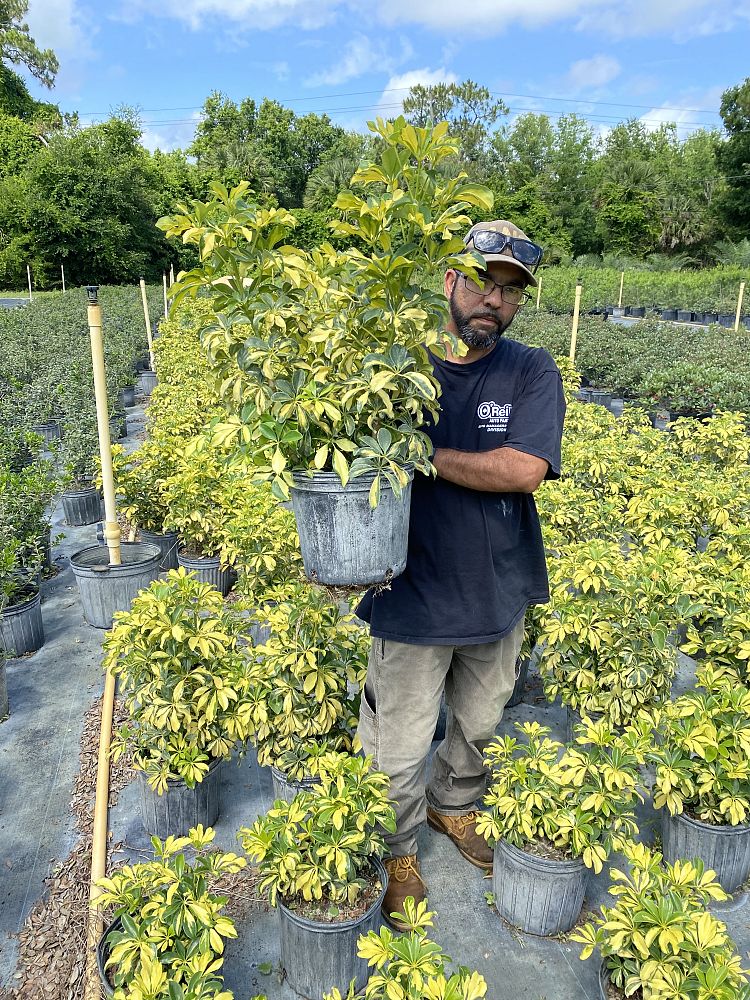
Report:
138,757,223,839
138,369,157,395
290,471,412,587
598,962,612,1000
0,589,44,656
177,549,233,596
493,839,588,936
270,765,321,804
279,857,387,1000
702,312,719,324
31,420,61,445
139,528,179,570
119,385,136,408
718,313,735,328
660,309,678,321
662,810,750,893
97,918,118,999
629,306,646,318
70,542,161,629
589,389,613,409
676,310,694,323
62,483,101,526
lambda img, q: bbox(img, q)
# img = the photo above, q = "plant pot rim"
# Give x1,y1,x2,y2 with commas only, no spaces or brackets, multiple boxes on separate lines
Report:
291,469,413,494
270,764,322,788
497,837,585,872
62,481,97,496
177,548,222,565
278,855,387,931
136,755,224,791
70,542,162,573
97,916,120,998
665,808,750,835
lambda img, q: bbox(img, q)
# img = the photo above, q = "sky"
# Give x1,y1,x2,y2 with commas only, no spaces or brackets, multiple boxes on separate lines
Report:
20,0,750,153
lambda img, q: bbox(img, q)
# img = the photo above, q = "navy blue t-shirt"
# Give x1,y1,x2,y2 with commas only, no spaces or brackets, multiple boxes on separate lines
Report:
356,337,565,645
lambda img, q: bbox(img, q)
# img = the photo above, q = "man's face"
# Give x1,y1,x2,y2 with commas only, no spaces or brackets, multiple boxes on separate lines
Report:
445,260,528,350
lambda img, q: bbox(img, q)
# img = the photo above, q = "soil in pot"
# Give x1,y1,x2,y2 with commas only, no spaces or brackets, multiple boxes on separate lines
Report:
279,856,386,1000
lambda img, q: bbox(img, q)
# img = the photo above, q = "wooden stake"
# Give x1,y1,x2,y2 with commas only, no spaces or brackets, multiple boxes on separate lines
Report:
139,278,156,371
569,280,583,362
169,263,175,287
734,281,746,332
27,264,32,301
61,263,66,294
618,270,625,309
535,274,543,311
163,272,169,318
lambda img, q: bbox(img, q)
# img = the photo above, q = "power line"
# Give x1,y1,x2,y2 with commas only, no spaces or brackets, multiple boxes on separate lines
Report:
74,86,724,120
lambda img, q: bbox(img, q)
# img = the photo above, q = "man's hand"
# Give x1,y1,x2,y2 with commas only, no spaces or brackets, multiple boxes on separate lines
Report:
432,446,548,493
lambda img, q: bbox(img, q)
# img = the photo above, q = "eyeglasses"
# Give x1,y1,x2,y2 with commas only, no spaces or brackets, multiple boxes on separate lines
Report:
468,230,544,271
461,273,532,306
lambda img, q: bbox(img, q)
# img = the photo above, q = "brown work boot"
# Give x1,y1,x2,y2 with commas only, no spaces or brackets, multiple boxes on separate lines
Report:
426,807,494,871
382,855,427,931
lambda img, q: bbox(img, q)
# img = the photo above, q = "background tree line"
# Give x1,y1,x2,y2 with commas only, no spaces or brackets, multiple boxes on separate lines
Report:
0,1,748,288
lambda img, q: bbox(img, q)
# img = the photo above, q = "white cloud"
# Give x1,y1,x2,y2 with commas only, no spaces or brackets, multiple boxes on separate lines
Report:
306,33,413,88
566,54,621,91
26,0,91,57
140,111,202,153
123,0,339,31
638,85,725,134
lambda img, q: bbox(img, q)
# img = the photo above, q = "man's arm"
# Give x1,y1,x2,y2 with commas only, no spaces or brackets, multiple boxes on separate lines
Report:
432,446,549,494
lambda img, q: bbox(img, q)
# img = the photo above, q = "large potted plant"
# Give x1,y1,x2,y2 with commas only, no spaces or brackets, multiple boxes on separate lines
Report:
94,825,242,999
239,752,396,1000
572,841,750,999
103,569,256,836
0,528,44,656
476,718,646,936
59,417,102,525
160,118,493,586
648,674,750,893
245,583,368,801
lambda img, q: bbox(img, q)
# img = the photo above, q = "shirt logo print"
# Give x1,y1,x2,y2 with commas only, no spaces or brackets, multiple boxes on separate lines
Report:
477,400,512,432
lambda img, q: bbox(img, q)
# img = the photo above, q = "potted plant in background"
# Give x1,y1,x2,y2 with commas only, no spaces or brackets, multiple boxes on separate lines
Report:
246,583,369,801
95,825,243,999
103,569,256,837
572,841,750,1000
648,672,750,892
239,752,396,1000
476,718,645,936
161,117,494,587
110,442,181,570
59,417,102,525
0,526,44,657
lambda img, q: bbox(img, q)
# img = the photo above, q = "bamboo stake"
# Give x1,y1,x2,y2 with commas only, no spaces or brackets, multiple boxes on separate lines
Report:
163,271,169,318
535,273,543,311
27,264,32,301
618,270,625,309
169,263,175,287
569,280,583,362
734,281,746,332
61,263,66,294
139,278,156,371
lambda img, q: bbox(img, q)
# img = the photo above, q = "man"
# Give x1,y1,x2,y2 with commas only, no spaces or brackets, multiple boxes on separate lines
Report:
355,220,566,928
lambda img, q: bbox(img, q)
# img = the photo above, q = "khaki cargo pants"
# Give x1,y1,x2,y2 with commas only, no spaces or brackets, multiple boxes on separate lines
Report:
357,617,525,858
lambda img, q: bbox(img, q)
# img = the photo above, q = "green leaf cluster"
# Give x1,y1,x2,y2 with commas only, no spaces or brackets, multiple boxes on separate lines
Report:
95,825,243,1000
572,841,749,999
239,753,396,908
477,719,646,873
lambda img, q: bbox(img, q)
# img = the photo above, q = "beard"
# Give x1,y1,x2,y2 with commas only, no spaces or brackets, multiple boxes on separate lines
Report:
449,285,509,349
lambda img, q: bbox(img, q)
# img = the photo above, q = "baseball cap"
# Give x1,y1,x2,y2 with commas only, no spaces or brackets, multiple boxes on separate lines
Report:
463,220,541,287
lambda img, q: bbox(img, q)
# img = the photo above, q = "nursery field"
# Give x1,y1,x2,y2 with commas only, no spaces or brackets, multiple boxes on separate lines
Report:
2,123,750,1000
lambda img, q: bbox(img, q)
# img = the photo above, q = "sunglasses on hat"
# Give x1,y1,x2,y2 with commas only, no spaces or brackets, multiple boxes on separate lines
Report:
468,230,544,272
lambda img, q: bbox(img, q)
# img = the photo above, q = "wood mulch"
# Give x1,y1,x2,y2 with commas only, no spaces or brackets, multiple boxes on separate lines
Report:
0,695,132,1000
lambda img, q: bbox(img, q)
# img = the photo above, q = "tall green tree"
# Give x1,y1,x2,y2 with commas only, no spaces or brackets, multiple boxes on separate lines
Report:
0,1,58,87
403,79,507,166
716,77,750,235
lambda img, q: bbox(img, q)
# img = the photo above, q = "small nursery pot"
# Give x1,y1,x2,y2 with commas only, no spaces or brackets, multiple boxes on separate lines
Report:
31,420,61,445
119,386,136,408
177,549,233,596
62,483,101,526
493,839,588,936
660,309,678,321
662,810,750,893
291,471,412,587
139,528,180,570
279,857,387,999
270,765,321,805
676,310,694,323
138,369,157,394
138,757,223,839
0,589,44,656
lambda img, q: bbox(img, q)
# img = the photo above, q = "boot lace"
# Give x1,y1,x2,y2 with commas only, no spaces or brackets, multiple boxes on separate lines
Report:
386,855,426,888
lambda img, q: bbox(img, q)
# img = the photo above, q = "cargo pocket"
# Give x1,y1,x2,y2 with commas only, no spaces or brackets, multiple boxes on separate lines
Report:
357,677,380,767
